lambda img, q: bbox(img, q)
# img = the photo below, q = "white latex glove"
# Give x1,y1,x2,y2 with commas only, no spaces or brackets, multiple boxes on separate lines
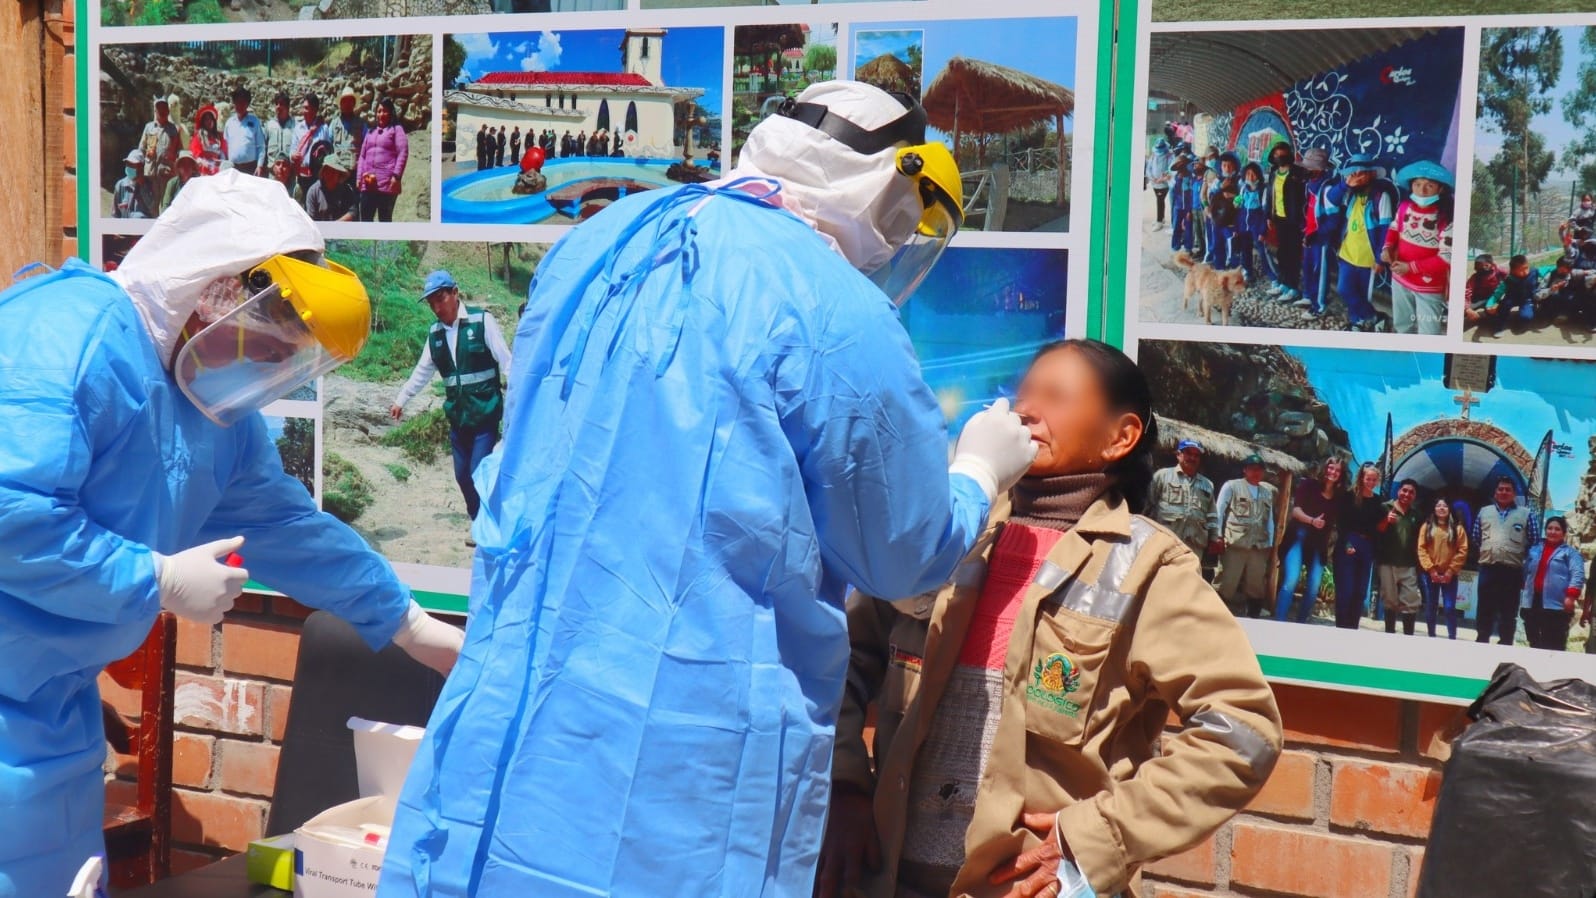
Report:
153,536,249,625
948,398,1038,504
391,600,464,676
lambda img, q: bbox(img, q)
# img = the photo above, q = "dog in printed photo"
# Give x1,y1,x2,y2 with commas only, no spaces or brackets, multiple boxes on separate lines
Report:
1176,250,1247,326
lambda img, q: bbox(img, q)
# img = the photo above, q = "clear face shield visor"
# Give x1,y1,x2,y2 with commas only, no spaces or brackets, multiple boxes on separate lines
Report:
867,146,963,307
175,255,365,426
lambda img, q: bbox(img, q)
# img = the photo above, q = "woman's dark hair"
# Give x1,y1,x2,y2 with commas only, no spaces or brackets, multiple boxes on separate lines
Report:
378,97,397,118
1427,495,1461,536
1029,339,1157,515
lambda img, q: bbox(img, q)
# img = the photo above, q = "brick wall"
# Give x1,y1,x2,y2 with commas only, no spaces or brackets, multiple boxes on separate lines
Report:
108,612,1464,891
1143,683,1460,898
103,599,311,875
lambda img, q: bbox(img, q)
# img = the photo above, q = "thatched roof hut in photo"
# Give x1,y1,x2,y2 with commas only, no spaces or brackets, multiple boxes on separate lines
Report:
856,54,919,97
737,24,808,56
1154,416,1310,477
921,56,1074,207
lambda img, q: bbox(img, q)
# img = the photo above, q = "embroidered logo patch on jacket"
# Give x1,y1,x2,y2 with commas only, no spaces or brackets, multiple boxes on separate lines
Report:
1027,652,1083,717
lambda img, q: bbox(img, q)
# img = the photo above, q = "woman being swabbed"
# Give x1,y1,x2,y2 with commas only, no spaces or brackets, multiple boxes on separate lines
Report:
820,339,1283,898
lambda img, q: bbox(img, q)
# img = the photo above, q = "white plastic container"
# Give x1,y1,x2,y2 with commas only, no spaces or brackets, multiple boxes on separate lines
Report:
346,717,424,800
292,718,425,898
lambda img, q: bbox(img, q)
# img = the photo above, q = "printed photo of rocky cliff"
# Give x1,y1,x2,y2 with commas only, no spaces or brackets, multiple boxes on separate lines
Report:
1139,338,1596,654
100,36,432,224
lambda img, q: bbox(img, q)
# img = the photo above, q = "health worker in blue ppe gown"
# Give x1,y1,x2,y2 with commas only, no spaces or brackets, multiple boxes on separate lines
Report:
0,170,464,898
379,80,1039,898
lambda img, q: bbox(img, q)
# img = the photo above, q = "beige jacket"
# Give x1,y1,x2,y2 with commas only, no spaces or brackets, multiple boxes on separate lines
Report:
833,495,1283,897
1416,521,1468,578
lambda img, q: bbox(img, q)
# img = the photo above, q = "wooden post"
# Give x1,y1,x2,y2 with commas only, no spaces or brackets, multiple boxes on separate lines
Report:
1268,468,1296,612
989,161,1009,232
0,0,56,275
951,96,961,168
1055,112,1067,208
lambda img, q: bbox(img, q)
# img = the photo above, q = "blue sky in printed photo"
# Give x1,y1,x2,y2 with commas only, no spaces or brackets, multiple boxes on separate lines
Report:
1292,347,1595,504
851,17,1077,143
1476,25,1586,171
455,28,724,113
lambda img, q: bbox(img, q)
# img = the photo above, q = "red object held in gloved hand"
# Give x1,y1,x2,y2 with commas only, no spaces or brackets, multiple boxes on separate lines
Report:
226,553,245,568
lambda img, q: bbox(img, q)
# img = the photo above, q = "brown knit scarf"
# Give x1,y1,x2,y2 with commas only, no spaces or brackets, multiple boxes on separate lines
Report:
1008,472,1116,532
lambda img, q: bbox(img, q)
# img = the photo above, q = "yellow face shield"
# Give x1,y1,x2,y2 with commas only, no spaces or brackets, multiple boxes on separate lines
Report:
175,253,371,426
867,143,965,307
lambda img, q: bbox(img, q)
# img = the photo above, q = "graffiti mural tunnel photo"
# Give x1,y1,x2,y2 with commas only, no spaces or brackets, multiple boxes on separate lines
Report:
1139,27,1464,335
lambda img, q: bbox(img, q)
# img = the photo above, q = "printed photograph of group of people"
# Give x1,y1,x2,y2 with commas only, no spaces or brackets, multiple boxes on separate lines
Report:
102,0,622,30
96,13,1085,243
430,14,1079,233
438,27,725,226
1137,27,1465,335
1467,26,1596,348
1139,338,1596,654
100,36,432,224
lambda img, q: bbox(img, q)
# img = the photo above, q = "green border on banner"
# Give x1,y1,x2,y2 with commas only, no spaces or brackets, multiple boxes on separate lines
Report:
413,589,469,615
76,0,89,260
1259,655,1487,702
1085,0,1119,341
247,581,469,616
1098,0,1138,348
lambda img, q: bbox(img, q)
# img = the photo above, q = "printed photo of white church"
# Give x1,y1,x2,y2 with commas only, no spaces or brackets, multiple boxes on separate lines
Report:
441,27,724,225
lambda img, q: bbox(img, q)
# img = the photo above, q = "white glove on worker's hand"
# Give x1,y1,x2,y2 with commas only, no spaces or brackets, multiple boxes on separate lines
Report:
153,536,249,626
948,398,1038,505
391,600,464,676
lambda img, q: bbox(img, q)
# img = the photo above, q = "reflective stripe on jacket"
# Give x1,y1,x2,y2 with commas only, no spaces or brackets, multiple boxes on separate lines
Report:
429,306,502,428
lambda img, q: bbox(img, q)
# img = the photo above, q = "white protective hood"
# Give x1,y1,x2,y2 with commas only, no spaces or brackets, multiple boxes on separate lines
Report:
728,80,924,275
111,168,324,369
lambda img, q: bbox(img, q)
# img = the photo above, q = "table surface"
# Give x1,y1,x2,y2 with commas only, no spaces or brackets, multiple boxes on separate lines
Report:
114,855,283,898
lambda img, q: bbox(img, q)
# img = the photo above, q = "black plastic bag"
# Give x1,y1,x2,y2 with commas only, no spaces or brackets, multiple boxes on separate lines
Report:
1417,663,1596,898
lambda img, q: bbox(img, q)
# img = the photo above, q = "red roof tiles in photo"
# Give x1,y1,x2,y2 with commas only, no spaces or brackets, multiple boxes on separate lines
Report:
477,72,653,87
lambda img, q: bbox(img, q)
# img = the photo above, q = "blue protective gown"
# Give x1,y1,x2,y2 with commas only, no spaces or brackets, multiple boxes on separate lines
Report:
380,181,990,897
0,261,411,898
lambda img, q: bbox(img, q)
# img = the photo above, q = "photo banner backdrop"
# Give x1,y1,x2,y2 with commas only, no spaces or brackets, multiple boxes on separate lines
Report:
80,0,1102,620
80,0,1596,700
1120,4,1596,702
